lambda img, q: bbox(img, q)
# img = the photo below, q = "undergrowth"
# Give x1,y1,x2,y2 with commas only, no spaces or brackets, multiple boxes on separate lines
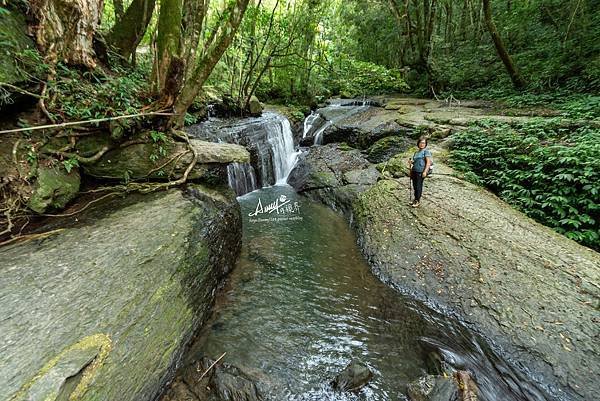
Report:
449,120,600,250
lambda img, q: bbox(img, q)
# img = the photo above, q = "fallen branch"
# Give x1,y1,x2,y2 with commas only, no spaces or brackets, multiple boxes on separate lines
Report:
197,352,227,381
0,111,178,134
40,192,122,217
0,82,44,99
0,228,64,247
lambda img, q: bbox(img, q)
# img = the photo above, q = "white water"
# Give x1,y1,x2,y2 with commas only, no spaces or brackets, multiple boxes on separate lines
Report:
227,162,258,196
266,116,301,185
313,120,332,145
303,113,319,138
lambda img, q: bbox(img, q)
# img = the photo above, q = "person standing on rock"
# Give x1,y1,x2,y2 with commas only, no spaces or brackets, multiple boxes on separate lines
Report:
408,137,432,207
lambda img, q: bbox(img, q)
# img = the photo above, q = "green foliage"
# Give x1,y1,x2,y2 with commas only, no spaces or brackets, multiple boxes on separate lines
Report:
62,157,80,173
149,130,167,143
328,56,409,97
449,122,600,250
48,56,153,120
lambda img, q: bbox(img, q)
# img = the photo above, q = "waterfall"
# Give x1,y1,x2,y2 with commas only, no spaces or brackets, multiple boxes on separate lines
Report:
227,162,258,196
303,113,319,138
313,121,332,145
266,116,301,185
187,112,301,196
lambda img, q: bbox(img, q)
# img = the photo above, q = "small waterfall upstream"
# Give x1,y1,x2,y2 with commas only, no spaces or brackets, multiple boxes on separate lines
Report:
188,112,300,196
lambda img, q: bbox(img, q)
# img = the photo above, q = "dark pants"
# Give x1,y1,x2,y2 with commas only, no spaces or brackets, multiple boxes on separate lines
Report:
411,170,424,201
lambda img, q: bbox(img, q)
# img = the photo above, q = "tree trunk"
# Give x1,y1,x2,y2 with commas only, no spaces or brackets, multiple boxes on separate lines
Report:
30,0,104,68
153,0,183,94
108,0,156,61
169,0,250,127
482,0,526,89
113,0,124,19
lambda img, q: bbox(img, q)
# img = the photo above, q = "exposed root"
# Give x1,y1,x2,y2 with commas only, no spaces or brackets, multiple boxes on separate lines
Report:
40,192,122,217
0,82,44,99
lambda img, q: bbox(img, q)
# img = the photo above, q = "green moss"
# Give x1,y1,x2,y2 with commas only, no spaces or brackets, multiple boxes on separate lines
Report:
338,142,355,151
0,9,41,84
28,166,81,213
376,154,409,178
367,136,408,163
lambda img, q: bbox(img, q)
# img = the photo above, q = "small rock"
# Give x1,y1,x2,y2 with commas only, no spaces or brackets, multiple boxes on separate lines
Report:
407,375,459,401
249,96,263,116
332,360,373,392
28,165,80,213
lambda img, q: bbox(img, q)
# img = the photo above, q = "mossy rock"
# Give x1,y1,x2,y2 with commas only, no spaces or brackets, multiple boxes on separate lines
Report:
28,165,81,213
0,8,40,85
366,136,410,163
376,153,409,178
82,139,249,182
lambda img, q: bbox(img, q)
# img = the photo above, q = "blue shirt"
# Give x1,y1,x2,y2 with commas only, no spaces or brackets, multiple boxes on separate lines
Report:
412,149,432,173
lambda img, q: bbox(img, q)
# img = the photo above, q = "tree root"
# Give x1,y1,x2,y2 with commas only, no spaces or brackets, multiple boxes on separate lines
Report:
0,129,200,248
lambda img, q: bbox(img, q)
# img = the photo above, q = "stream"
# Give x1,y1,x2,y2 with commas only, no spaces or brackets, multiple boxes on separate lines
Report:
178,109,544,401
180,186,529,401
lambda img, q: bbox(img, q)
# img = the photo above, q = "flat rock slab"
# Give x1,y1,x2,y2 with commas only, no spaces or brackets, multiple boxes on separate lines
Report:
0,186,242,401
352,174,599,401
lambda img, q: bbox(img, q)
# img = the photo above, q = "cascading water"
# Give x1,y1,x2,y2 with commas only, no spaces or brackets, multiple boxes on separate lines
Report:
187,112,301,196
227,162,258,196
264,116,301,185
303,113,319,138
312,121,332,145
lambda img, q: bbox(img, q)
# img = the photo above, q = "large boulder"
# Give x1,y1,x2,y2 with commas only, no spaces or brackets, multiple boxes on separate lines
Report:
351,173,599,401
309,104,408,148
287,144,379,216
0,186,242,401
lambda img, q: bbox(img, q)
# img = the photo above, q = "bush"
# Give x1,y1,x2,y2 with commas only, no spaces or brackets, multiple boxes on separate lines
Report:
449,122,600,250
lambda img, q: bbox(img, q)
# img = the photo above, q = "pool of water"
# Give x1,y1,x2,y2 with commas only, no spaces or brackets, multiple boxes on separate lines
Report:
183,186,533,401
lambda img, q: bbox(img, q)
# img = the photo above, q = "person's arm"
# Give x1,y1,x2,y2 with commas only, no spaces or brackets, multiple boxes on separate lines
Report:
422,151,432,177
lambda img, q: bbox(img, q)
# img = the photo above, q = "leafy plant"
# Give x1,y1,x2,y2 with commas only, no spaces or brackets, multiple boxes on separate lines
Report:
449,123,600,250
149,130,167,143
62,157,80,173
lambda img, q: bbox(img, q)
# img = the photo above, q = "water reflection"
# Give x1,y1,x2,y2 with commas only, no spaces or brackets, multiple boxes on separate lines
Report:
187,186,535,401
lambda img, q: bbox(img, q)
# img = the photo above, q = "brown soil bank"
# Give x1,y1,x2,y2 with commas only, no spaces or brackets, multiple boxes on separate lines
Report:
289,99,600,401
0,185,242,401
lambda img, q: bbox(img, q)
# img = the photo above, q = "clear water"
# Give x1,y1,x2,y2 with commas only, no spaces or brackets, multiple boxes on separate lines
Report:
186,186,534,401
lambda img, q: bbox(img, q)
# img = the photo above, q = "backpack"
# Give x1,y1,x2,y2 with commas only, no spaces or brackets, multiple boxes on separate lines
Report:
414,150,433,176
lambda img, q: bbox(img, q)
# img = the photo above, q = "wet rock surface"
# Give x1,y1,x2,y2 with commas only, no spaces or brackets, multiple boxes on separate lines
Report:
291,99,600,401
0,186,242,401
331,360,373,392
407,375,459,401
288,143,379,216
162,356,266,401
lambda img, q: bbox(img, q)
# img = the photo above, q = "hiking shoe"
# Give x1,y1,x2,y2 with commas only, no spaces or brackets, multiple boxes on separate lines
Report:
411,201,420,208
